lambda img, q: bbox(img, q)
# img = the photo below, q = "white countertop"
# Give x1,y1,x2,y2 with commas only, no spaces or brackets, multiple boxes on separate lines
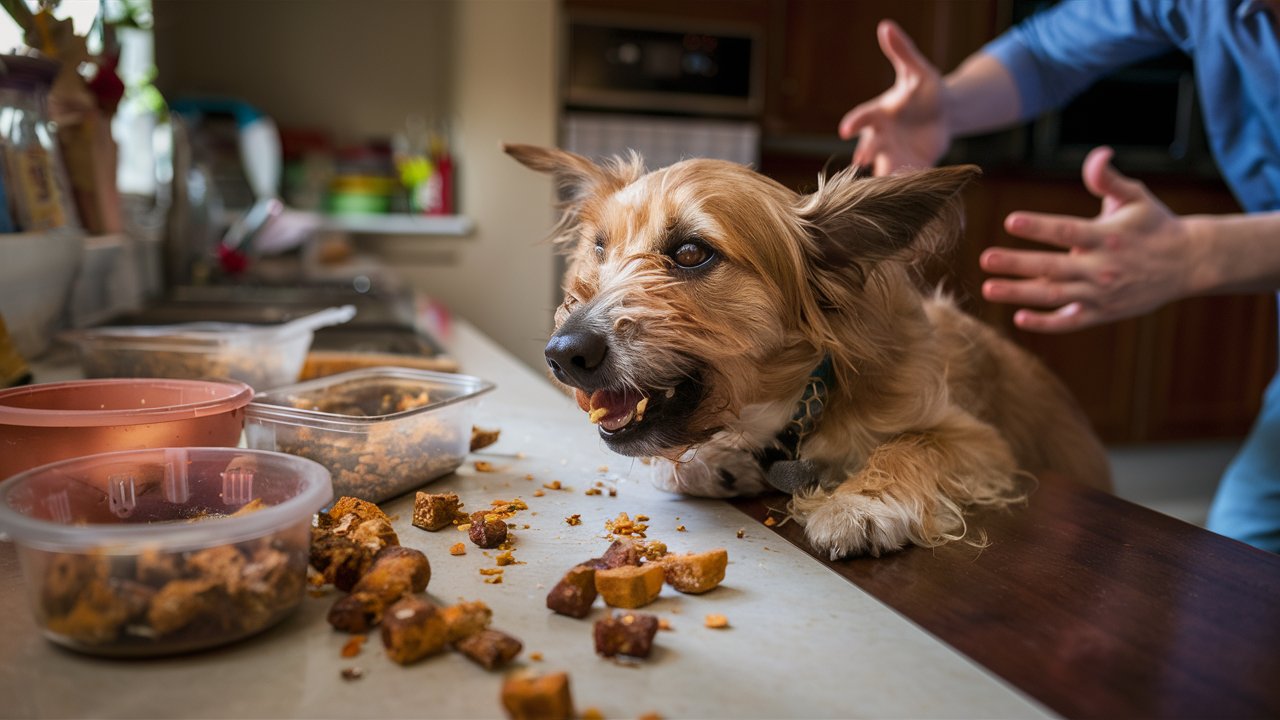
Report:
0,321,1051,719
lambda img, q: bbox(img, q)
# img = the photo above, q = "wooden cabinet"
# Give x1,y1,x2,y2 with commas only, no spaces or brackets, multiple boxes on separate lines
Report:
762,0,999,137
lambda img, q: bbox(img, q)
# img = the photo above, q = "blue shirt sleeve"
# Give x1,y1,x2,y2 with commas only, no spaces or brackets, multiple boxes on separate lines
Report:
982,0,1185,119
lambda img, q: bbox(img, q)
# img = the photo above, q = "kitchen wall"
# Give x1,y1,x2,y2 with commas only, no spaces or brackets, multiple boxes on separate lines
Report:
153,0,561,371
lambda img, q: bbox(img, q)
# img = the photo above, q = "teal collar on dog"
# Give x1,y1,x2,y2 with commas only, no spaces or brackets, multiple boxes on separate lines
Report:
780,354,834,457
757,355,834,494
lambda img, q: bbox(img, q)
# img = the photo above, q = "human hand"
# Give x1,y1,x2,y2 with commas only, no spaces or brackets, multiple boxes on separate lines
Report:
980,146,1199,333
837,20,950,176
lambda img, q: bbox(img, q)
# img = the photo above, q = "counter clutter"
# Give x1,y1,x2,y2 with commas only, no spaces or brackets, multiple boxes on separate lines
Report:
0,320,1048,718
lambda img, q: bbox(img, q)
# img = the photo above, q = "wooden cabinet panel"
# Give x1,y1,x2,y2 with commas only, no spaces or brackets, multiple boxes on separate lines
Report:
763,0,998,136
1144,294,1276,440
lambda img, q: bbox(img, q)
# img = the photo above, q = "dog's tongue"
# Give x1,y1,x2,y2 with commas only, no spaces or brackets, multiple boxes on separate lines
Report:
583,388,645,432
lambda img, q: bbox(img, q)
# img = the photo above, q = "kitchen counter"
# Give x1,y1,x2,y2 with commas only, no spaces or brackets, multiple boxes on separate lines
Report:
0,321,1049,719
7,318,1280,718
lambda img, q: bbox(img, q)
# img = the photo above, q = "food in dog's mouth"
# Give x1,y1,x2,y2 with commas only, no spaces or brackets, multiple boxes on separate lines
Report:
567,371,709,455
575,388,654,433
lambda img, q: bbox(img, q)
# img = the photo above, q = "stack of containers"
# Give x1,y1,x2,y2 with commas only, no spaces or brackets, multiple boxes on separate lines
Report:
0,300,498,656
0,305,361,655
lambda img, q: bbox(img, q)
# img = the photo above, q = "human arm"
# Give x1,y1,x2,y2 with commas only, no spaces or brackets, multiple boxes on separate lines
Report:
980,146,1280,333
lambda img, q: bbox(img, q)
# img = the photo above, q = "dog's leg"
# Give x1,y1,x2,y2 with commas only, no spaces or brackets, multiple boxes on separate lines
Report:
790,409,1023,559
648,442,771,498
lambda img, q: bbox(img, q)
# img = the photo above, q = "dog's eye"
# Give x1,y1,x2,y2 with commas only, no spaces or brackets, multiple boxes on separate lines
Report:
593,234,606,260
671,241,714,269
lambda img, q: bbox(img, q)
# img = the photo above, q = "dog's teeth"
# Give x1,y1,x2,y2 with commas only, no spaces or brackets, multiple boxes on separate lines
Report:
599,410,635,432
634,397,648,421
588,407,608,424
664,388,675,399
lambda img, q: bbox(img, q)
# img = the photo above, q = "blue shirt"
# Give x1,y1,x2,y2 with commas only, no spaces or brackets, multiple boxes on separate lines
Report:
984,0,1280,212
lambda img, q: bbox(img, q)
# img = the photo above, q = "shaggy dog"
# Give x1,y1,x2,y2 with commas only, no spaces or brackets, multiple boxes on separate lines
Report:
506,144,1111,559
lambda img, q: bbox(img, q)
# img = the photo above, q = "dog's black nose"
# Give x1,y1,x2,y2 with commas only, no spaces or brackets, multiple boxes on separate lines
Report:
545,330,608,387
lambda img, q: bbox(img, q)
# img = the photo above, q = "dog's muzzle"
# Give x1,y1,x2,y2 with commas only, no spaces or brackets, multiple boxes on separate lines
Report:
544,321,711,455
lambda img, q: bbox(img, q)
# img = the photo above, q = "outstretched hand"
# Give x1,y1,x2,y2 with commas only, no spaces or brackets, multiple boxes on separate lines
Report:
980,146,1199,333
837,20,950,176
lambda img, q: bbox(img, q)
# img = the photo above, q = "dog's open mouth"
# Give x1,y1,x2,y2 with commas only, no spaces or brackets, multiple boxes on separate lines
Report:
575,387,652,433
570,374,707,454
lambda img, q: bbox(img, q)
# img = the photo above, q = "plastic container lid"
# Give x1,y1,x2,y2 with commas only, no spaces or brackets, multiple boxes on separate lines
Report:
0,378,253,427
0,447,332,553
247,366,494,431
61,305,357,351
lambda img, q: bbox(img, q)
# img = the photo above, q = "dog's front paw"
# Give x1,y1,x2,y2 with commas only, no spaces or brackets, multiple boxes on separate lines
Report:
790,491,928,559
648,445,769,498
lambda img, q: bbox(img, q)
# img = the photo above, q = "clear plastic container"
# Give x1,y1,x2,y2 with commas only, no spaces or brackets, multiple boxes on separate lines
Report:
63,305,355,390
0,378,253,481
0,447,333,656
244,366,494,503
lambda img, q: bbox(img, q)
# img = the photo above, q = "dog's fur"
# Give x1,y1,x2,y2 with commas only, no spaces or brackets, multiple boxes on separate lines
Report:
506,143,1111,559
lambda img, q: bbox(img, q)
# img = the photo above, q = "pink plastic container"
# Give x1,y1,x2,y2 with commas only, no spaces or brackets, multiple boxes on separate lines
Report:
0,378,253,481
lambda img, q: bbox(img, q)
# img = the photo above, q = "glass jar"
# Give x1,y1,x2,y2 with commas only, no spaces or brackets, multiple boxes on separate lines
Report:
0,55,80,232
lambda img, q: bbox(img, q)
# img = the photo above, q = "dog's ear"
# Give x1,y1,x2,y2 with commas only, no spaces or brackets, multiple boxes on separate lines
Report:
504,143,621,205
797,164,980,277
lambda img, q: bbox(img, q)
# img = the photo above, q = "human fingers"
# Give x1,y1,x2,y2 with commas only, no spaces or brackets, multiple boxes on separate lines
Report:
982,277,1096,308
1011,302,1101,334
1082,145,1146,205
838,101,883,140
980,246,1092,281
1003,211,1102,250
877,19,932,80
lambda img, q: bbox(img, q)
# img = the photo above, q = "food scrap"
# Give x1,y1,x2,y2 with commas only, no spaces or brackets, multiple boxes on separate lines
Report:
500,672,575,720
604,512,648,538
469,426,501,452
340,634,366,658
704,614,730,629
657,549,728,595
449,543,467,556
412,491,461,532
468,511,509,549
474,460,498,473
594,611,660,659
565,514,582,526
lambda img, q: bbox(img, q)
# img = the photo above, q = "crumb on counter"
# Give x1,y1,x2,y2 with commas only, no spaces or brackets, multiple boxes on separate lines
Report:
704,614,730,629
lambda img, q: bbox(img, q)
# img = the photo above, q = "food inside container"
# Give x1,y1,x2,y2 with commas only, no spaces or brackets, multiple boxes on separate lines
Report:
0,378,252,481
244,367,494,503
0,447,333,656
62,305,356,390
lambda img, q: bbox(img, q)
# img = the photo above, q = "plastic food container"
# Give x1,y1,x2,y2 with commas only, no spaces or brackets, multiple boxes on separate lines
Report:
0,378,253,481
63,305,356,390
0,447,332,656
244,367,494,503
